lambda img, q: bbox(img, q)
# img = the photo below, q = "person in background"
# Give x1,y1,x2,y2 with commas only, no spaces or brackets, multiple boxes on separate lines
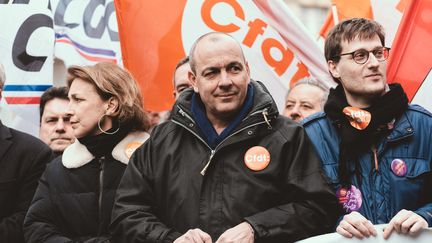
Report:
173,56,192,99
24,62,151,242
148,56,193,131
283,77,329,122
110,32,338,243
302,18,432,240
39,86,75,156
0,63,53,243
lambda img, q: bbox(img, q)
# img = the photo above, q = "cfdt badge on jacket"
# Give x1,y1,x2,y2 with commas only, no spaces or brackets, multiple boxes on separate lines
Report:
244,146,270,171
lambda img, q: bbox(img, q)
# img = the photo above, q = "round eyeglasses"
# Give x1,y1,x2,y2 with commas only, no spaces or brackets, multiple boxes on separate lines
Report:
335,47,390,65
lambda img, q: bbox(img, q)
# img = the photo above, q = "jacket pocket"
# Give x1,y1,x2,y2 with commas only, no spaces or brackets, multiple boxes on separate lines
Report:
388,158,430,212
405,159,431,178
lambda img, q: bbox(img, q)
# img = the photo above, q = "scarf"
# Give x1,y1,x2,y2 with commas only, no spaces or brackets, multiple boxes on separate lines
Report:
191,83,254,149
324,83,408,188
78,121,129,158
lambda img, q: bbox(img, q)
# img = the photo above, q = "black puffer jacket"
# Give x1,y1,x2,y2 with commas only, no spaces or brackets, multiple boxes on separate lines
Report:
111,81,338,243
24,131,149,243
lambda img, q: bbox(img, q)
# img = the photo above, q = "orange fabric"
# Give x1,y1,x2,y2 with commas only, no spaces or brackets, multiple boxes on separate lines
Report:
319,0,373,38
387,0,432,101
114,0,187,111
342,107,371,130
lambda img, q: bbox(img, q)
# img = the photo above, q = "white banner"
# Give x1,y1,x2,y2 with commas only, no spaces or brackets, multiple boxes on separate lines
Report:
412,69,432,112
51,0,121,67
0,1,54,137
297,225,432,243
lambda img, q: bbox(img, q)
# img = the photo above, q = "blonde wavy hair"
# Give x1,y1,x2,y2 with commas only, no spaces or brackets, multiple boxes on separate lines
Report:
67,62,150,132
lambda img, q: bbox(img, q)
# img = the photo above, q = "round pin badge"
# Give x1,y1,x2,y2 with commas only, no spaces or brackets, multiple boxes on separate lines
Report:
125,141,143,159
391,159,407,177
342,107,371,130
337,185,362,213
244,146,270,171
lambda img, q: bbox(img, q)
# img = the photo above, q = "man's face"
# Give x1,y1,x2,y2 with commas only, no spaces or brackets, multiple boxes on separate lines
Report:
173,63,192,99
39,98,75,153
283,84,325,122
189,36,250,123
328,35,387,106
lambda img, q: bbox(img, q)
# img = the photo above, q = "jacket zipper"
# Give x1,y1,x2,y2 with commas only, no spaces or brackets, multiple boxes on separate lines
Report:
371,145,379,171
98,156,105,226
173,107,272,176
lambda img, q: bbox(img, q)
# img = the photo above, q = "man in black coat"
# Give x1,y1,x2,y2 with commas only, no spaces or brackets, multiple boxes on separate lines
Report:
0,63,53,242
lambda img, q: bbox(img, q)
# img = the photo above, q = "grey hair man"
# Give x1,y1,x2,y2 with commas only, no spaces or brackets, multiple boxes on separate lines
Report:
283,77,329,122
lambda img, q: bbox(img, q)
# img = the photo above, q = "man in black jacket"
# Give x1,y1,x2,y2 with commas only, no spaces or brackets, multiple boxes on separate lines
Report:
110,32,338,243
0,63,53,242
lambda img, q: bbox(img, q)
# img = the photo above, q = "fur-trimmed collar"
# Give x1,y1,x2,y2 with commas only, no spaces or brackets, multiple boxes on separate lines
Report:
62,131,149,169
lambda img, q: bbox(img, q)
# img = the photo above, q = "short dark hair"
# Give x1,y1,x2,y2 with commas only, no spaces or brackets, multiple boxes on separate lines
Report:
173,56,190,86
39,86,69,121
175,56,189,71
325,18,385,63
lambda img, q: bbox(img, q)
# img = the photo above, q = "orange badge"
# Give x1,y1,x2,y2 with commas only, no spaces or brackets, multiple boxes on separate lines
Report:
125,141,143,159
244,146,271,171
342,107,371,130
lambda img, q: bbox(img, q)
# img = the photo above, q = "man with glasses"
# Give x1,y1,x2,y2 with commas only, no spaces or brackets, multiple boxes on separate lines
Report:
302,18,432,239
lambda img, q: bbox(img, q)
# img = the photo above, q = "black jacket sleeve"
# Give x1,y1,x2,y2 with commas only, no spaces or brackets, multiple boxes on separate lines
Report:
244,126,339,242
23,162,74,243
0,143,52,243
110,139,182,243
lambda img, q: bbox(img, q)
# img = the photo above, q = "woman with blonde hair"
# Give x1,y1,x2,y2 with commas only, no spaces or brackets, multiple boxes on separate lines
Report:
24,62,150,242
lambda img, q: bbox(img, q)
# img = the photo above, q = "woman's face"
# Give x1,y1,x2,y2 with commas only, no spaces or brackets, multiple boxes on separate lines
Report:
67,78,111,138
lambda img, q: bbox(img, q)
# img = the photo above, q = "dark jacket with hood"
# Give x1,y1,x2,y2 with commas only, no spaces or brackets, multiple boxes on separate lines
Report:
23,131,149,243
110,80,338,243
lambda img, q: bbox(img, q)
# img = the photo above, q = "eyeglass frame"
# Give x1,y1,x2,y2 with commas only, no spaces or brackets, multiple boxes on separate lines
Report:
332,47,391,65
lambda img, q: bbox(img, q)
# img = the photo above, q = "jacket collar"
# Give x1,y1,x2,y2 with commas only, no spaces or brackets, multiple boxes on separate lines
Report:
172,80,279,125
386,112,414,142
62,131,149,169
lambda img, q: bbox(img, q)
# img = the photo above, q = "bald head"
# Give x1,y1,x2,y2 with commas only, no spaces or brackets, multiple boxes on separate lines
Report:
189,32,246,75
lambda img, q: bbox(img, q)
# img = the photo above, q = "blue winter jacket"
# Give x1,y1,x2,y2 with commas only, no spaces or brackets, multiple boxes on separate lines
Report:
302,104,432,226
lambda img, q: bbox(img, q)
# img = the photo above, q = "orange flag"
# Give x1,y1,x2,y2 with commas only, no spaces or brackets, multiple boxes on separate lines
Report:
319,0,373,38
114,0,187,111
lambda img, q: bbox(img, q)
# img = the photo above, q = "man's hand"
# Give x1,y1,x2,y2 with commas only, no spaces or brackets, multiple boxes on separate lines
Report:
336,211,377,239
383,209,428,239
174,228,212,243
215,222,254,243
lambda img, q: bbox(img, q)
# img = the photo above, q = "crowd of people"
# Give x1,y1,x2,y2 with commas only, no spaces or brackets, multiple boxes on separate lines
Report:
0,18,430,243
